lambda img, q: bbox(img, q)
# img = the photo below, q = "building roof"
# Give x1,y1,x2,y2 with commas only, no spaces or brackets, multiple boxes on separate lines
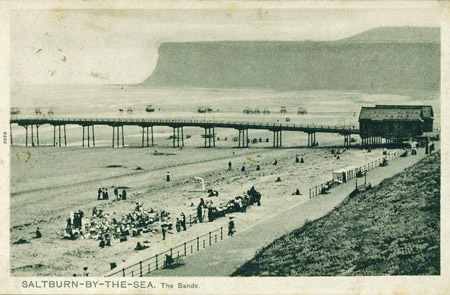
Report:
359,106,424,122
375,105,433,118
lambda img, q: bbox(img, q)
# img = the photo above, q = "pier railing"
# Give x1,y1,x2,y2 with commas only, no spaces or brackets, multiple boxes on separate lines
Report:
11,116,360,134
106,226,224,277
308,150,401,198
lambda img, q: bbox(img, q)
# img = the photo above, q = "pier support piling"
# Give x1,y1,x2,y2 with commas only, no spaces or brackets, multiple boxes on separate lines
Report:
203,127,215,148
237,129,248,148
171,126,184,148
111,125,124,148
272,130,282,148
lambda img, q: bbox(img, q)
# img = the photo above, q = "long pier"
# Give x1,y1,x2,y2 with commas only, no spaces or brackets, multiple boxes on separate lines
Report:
10,117,360,148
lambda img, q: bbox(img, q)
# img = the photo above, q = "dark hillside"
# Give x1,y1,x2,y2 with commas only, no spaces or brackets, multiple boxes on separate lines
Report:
233,152,440,276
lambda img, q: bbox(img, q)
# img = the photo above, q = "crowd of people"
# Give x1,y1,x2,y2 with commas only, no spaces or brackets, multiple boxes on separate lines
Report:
97,187,128,201
196,186,262,225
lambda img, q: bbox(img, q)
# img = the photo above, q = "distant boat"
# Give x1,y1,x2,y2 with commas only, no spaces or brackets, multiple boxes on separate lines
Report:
263,109,270,115
48,108,54,115
243,108,253,114
280,106,287,113
146,105,155,112
297,107,307,115
127,107,133,114
35,108,42,115
10,107,20,115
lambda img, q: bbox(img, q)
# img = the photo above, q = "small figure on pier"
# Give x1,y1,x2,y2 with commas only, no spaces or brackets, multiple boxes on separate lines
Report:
166,172,171,182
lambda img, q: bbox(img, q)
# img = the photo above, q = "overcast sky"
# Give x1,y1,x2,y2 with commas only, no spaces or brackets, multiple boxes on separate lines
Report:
10,9,440,85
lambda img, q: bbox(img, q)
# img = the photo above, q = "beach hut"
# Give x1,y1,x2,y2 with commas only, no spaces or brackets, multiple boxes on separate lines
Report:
332,166,358,183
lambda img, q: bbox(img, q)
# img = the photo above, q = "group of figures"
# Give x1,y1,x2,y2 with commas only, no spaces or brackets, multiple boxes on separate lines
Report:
97,187,127,201
196,186,262,225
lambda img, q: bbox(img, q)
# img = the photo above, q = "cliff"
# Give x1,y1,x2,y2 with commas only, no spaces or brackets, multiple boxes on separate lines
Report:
143,27,440,91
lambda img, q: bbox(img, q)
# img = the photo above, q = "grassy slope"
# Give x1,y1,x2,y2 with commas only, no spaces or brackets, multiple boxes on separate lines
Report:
233,152,440,276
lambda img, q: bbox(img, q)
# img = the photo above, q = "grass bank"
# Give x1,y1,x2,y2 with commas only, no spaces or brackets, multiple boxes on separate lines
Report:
233,152,440,276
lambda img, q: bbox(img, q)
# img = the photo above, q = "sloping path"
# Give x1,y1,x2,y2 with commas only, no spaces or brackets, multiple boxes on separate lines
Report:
148,146,436,276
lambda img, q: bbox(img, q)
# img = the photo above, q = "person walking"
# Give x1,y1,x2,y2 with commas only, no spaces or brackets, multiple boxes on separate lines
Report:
228,161,232,171
228,217,235,237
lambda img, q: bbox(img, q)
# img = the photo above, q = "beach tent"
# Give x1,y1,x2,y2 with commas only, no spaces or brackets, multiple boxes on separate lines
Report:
332,166,359,183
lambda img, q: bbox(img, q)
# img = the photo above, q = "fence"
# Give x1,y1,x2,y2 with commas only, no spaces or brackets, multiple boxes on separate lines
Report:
107,226,224,277
308,150,401,199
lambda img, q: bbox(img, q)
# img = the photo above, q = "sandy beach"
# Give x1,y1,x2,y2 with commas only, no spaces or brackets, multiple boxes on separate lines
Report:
11,142,396,276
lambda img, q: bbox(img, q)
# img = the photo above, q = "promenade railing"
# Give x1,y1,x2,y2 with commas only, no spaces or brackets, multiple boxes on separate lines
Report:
107,226,224,277
308,150,401,199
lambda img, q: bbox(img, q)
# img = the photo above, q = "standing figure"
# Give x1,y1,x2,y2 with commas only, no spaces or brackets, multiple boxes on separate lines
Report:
122,188,127,200
175,218,181,232
181,213,186,231
228,161,232,171
256,162,261,171
273,159,278,165
295,155,300,163
113,188,119,200
35,227,42,239
166,172,171,182
228,217,235,237
161,225,167,240
241,163,246,172
97,188,102,200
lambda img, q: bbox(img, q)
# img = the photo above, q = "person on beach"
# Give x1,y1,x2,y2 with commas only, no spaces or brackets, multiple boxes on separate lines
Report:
161,225,167,240
122,188,127,200
228,217,235,237
113,188,119,200
82,267,89,277
273,159,278,165
35,227,42,239
97,188,102,200
241,163,246,172
256,162,261,171
228,161,232,171
180,213,187,231
166,172,171,182
176,218,181,232
104,189,109,200
295,155,300,163
301,157,304,163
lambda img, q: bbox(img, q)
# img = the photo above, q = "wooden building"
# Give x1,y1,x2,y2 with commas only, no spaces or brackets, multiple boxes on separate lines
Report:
359,105,433,143
375,105,434,132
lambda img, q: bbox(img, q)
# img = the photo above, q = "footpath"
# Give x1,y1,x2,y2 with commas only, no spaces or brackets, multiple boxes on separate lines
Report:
148,146,436,276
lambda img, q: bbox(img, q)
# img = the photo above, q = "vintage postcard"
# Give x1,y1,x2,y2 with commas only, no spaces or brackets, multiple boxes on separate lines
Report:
0,1,448,294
